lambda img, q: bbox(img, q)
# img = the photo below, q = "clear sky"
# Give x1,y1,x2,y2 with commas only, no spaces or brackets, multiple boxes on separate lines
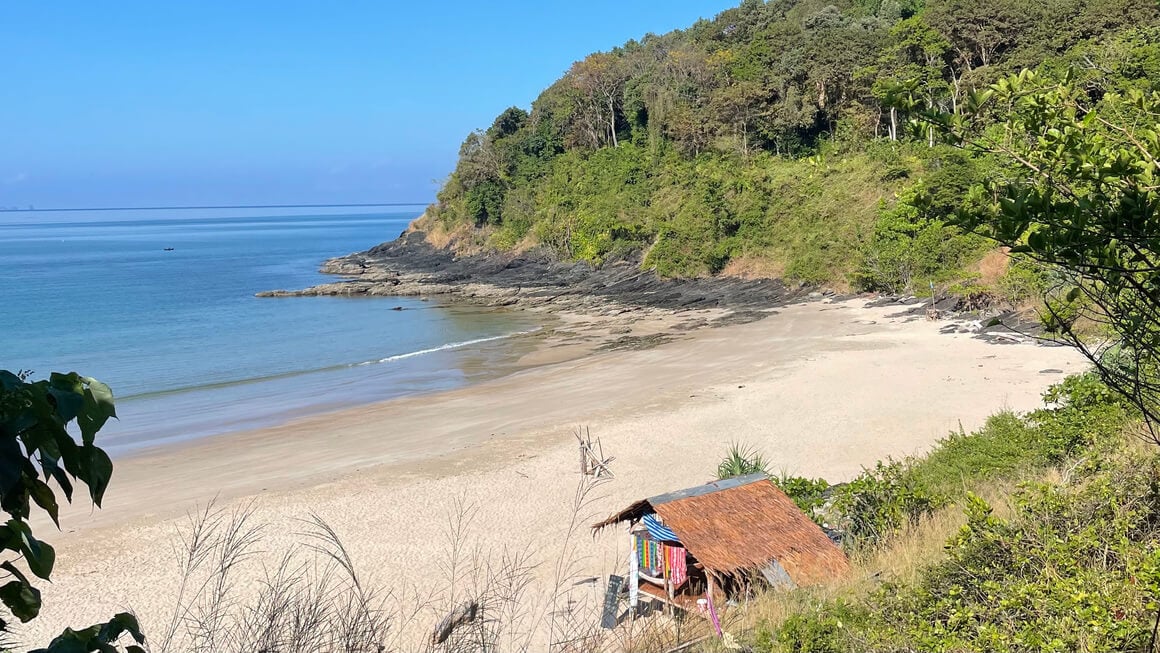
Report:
0,2,740,208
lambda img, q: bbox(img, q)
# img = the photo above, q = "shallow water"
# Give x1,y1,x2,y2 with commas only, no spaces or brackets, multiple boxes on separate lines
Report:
0,208,542,453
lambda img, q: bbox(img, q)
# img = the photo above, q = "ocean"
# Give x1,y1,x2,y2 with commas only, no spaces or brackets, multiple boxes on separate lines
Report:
0,208,542,454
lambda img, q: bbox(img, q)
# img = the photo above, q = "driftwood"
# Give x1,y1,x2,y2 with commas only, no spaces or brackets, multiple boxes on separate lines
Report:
431,600,479,646
577,427,614,478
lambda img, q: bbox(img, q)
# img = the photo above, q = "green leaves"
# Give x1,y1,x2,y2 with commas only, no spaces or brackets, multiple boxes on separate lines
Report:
31,613,146,653
0,578,41,622
928,65,1160,433
78,378,116,446
0,371,125,647
0,520,56,580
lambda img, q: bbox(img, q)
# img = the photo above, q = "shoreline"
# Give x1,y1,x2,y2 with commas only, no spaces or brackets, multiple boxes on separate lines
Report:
29,296,1086,645
98,301,556,456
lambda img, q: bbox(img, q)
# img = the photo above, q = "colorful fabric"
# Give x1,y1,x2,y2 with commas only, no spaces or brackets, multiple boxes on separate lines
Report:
637,535,663,574
636,535,688,589
642,513,680,542
667,545,687,588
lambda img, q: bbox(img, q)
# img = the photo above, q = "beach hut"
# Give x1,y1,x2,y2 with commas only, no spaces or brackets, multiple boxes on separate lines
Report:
592,473,849,627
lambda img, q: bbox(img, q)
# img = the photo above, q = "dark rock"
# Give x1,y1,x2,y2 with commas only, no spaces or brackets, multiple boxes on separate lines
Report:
597,334,676,351
271,229,809,314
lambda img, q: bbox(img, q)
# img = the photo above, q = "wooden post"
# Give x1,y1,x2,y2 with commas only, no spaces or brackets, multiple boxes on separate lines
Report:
668,547,677,617
706,574,722,637
629,533,639,615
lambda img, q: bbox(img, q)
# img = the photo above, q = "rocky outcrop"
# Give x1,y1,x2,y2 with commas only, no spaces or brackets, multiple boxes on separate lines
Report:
258,230,806,314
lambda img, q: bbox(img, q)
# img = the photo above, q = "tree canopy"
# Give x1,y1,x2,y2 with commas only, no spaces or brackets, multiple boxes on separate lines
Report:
425,0,1160,287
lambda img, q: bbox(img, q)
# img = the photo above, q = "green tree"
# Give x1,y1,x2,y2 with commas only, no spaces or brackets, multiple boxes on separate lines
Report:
0,370,143,652
923,70,1160,438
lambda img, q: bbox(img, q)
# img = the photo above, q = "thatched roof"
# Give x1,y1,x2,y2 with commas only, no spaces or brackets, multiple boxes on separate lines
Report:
593,473,849,584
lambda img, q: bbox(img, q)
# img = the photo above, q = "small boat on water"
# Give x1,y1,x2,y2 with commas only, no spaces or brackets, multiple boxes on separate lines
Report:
163,247,175,251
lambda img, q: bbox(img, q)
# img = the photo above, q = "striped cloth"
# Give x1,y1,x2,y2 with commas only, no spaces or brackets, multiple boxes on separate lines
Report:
642,513,679,542
667,545,687,588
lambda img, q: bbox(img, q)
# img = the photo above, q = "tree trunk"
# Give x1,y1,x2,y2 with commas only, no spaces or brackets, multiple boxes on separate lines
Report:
950,72,962,115
927,97,935,147
607,96,619,147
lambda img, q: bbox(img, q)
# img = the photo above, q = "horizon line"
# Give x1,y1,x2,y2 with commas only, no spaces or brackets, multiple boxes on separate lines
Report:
0,202,432,213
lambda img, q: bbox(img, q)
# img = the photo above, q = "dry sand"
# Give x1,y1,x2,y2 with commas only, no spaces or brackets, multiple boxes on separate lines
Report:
25,298,1085,647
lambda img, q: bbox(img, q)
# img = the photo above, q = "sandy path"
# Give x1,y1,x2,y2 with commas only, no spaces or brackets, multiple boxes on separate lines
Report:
24,299,1085,647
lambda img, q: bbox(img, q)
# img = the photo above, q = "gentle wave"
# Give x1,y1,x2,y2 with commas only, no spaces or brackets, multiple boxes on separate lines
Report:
355,331,537,365
120,328,540,401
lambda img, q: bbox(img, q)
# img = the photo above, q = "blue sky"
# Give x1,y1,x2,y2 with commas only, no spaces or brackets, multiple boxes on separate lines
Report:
0,2,739,208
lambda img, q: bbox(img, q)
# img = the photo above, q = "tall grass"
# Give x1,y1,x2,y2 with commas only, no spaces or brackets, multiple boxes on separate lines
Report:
136,436,715,653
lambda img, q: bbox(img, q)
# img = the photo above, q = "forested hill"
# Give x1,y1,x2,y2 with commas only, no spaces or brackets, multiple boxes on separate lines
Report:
422,0,1160,293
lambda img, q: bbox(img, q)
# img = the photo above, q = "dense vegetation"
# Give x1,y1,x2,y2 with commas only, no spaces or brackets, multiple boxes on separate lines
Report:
426,0,1160,291
738,373,1158,652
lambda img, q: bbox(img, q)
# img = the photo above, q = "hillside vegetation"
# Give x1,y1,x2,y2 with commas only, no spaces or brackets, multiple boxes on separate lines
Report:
730,373,1159,653
424,0,1159,293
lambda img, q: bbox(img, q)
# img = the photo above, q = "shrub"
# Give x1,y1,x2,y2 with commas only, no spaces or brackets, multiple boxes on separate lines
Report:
772,474,831,516
772,601,867,653
717,442,770,480
830,460,946,546
751,375,1143,653
855,185,985,294
868,456,1160,652
997,256,1050,304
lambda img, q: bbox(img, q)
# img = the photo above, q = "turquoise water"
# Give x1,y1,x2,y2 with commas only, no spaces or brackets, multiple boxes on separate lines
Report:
0,209,541,453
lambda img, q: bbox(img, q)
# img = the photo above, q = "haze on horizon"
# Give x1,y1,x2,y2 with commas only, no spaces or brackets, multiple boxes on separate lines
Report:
1,2,739,210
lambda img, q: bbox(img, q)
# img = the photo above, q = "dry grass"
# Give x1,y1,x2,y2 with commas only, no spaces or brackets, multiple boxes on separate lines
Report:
405,211,436,234
720,255,787,281
409,214,495,256
972,247,1012,288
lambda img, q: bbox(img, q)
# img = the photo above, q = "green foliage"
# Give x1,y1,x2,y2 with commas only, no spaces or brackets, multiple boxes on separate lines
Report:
996,255,1049,304
868,458,1160,652
831,459,947,546
855,188,982,294
428,0,1160,284
829,374,1128,548
769,600,867,653
771,473,831,516
31,613,145,653
0,371,142,652
755,376,1147,653
855,148,992,293
717,442,769,480
900,63,1160,431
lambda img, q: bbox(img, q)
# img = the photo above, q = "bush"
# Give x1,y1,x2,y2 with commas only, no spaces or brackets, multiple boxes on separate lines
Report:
855,184,986,294
868,456,1160,652
717,442,770,480
772,474,831,516
997,256,1050,304
769,600,867,653
831,460,946,546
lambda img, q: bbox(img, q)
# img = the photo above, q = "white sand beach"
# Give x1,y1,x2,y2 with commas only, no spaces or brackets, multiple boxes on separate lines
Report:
26,298,1086,647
